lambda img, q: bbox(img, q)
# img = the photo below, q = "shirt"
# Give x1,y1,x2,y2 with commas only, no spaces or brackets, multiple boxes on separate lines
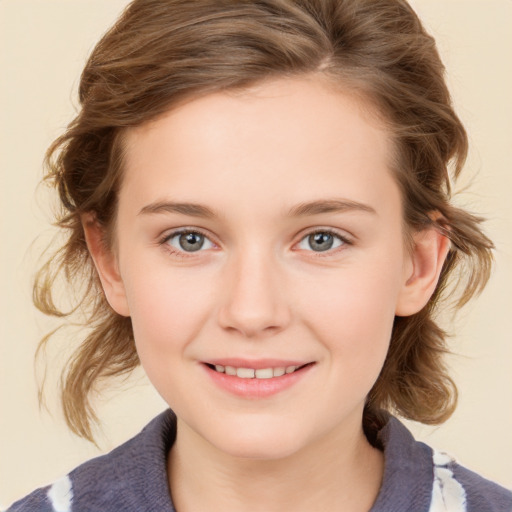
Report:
6,409,512,511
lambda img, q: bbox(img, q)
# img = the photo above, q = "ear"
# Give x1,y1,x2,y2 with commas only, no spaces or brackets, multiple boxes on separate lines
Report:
82,213,130,317
395,225,451,317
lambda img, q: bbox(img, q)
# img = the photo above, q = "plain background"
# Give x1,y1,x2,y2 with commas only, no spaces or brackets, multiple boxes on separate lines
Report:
1,0,511,507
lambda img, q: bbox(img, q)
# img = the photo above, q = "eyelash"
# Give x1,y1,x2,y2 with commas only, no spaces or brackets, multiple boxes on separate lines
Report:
158,228,352,259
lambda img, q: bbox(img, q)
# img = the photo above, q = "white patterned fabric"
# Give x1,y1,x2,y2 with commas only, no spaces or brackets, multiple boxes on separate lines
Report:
430,451,467,512
46,476,73,512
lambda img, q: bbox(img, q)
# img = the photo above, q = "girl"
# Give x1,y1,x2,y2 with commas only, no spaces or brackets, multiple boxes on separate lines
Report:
6,0,512,511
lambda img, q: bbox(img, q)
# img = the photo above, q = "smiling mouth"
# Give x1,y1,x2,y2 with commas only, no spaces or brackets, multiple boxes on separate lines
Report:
204,363,313,379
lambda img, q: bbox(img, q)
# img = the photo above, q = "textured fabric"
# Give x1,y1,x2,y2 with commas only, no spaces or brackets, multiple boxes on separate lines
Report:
7,410,512,512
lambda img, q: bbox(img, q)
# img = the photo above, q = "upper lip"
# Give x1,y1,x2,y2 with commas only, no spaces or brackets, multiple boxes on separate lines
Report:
204,358,314,369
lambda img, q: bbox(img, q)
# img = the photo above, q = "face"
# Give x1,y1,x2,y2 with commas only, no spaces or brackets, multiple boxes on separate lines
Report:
104,77,415,460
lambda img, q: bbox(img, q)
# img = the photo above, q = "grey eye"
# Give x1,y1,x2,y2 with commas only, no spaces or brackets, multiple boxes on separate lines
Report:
298,232,344,252
167,231,214,252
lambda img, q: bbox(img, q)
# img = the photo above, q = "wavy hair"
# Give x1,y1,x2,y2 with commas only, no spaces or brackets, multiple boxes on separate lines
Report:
34,0,493,441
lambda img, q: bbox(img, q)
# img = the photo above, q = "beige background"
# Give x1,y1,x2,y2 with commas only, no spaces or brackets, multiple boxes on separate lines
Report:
1,0,511,507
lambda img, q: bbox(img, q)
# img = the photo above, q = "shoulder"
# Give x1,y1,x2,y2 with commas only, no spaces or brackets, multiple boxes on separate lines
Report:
5,410,177,512
434,451,512,512
3,480,63,512
370,414,512,512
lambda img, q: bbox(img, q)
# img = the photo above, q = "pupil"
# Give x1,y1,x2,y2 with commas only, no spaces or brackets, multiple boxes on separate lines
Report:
309,232,333,251
179,232,204,252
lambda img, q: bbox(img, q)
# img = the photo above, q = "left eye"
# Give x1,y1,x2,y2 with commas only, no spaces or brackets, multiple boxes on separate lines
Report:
297,231,346,252
165,231,215,252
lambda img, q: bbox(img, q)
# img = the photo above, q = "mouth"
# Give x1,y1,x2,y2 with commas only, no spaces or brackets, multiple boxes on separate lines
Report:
201,358,316,398
204,362,314,379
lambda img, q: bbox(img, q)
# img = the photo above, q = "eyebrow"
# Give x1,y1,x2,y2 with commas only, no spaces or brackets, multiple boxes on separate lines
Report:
287,199,376,217
139,201,216,218
138,199,376,218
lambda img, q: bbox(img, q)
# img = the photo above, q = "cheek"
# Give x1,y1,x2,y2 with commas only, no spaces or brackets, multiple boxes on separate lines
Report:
295,258,402,374
124,267,215,360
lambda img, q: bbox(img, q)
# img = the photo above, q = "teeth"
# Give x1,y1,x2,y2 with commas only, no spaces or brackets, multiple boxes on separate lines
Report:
212,365,300,378
255,368,273,379
225,366,237,376
237,367,255,378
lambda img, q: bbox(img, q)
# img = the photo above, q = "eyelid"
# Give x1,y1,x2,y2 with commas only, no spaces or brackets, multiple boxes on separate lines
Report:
159,227,217,256
157,226,353,258
294,227,353,255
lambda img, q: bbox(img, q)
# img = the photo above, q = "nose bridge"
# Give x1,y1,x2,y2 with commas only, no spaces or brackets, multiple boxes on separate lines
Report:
218,242,290,338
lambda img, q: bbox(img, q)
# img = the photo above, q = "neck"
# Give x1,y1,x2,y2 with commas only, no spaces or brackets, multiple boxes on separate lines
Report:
167,416,384,512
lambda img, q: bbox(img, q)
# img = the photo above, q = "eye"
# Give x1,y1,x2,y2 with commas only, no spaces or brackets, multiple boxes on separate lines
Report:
163,230,215,253
297,230,349,253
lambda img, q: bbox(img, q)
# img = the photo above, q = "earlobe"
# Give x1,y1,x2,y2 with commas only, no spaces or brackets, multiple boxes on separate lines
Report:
395,226,451,317
82,213,130,317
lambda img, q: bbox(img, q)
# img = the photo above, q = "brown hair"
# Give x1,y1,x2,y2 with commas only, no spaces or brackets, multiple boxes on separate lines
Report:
35,0,493,441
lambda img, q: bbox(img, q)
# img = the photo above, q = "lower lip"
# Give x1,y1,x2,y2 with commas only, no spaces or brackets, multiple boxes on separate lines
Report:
202,363,315,399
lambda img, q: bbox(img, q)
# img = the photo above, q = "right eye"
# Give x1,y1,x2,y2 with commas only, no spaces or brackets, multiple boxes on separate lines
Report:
162,230,215,253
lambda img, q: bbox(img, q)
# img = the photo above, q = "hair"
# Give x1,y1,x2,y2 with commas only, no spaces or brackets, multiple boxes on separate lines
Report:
34,0,493,441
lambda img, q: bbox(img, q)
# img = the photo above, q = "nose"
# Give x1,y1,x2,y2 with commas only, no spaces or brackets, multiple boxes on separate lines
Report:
217,247,291,339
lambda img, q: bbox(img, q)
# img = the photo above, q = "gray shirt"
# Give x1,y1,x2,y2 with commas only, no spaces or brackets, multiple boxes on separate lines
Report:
7,409,512,511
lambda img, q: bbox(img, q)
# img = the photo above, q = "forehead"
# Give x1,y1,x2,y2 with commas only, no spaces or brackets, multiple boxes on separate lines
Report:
120,77,398,220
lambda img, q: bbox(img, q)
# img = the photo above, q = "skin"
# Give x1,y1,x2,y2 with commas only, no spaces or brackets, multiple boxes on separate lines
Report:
84,76,449,511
